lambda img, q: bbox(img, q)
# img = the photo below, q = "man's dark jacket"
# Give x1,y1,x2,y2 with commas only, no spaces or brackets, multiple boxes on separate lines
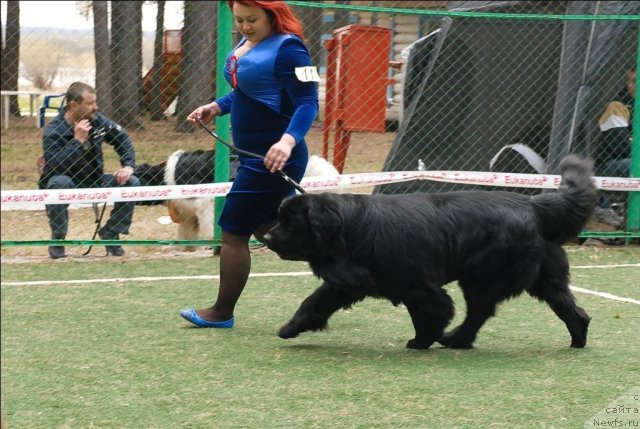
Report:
39,110,136,189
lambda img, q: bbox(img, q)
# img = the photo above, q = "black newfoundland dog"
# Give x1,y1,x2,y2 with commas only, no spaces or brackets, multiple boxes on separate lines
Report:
264,156,597,350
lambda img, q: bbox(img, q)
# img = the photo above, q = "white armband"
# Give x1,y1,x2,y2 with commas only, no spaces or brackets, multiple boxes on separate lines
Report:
295,66,321,82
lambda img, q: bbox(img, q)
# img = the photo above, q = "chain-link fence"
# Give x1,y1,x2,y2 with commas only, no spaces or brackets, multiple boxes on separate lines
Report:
1,1,639,258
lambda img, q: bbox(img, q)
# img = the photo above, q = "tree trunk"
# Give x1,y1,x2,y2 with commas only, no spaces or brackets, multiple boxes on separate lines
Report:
292,5,324,68
174,1,217,133
149,0,166,121
93,1,112,117
1,0,21,116
334,1,351,31
111,1,143,129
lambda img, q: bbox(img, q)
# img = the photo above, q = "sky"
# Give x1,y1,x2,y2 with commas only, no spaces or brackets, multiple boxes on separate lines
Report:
1,1,184,31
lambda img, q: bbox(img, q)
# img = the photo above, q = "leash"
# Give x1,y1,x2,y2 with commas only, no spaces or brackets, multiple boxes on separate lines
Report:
195,117,306,194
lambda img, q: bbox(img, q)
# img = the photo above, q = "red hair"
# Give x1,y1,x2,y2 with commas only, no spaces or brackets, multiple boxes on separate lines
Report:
227,1,304,40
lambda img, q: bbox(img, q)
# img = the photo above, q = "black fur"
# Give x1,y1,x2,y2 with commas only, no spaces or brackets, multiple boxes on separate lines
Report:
133,161,167,206
134,150,238,205
264,155,597,350
135,161,165,187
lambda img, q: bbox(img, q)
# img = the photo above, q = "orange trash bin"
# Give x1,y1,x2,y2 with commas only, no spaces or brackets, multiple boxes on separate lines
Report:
323,25,394,173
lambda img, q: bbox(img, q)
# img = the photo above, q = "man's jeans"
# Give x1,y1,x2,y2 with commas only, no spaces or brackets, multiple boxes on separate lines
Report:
599,158,631,178
45,173,141,239
597,158,630,208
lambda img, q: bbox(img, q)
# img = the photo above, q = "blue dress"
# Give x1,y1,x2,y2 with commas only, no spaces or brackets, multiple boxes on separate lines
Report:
214,33,319,235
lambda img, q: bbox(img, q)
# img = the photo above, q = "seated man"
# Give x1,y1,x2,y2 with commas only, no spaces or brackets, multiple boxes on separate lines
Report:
593,68,635,220
596,68,635,179
39,81,140,259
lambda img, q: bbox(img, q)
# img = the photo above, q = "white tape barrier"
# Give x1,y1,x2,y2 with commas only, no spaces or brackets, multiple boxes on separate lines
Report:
1,170,638,209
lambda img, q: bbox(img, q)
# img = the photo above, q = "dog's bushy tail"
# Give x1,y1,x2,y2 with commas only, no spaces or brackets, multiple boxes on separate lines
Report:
532,155,598,243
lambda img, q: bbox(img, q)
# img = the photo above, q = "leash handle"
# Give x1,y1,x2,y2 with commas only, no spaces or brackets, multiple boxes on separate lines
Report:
195,117,264,161
277,171,307,194
195,117,306,194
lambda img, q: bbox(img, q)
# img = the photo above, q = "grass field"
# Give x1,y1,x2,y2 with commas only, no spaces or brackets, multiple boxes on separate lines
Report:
1,245,639,428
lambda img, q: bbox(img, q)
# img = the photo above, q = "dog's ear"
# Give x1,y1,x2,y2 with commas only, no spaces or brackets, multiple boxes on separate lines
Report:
135,163,150,173
306,196,343,244
135,163,152,184
135,162,165,187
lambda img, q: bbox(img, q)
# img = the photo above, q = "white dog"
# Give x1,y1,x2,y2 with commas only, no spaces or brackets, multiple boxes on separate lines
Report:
160,154,340,251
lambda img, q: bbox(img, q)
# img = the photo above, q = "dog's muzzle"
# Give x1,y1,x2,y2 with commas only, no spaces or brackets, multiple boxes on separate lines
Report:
262,232,273,248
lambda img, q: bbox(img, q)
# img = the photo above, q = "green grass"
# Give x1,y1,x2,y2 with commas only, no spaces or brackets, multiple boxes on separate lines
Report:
2,246,639,428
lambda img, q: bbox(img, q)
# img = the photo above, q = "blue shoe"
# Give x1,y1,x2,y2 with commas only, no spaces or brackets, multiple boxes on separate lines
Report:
179,308,234,328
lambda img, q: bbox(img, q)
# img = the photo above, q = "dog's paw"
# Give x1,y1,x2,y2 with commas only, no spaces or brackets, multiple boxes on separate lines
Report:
570,338,587,348
406,338,434,350
278,324,301,339
569,312,590,348
570,330,588,348
438,332,475,349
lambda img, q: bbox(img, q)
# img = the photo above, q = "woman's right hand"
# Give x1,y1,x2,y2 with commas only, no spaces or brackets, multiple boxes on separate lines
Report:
187,102,221,125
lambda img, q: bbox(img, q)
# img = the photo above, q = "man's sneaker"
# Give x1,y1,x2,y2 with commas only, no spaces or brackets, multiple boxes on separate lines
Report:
48,246,66,259
593,207,624,229
99,228,125,257
106,245,125,256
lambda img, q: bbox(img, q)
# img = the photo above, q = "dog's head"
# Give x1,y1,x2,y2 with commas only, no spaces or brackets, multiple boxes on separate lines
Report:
264,193,344,261
135,162,166,187
134,161,167,206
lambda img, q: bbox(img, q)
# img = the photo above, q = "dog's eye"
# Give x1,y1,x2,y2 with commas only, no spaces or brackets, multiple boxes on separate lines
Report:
280,212,294,225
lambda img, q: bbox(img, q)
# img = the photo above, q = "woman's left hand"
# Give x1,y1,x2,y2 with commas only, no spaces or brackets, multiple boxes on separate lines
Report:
265,134,296,173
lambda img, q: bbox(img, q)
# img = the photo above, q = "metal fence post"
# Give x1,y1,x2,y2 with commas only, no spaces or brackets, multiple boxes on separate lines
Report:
627,29,640,233
214,3,233,252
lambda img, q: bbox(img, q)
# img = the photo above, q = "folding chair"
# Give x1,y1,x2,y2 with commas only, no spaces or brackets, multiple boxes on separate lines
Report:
39,93,66,128
37,93,65,185
37,93,65,182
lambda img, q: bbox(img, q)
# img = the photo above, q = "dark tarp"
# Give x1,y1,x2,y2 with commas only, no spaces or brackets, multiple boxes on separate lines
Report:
376,0,638,195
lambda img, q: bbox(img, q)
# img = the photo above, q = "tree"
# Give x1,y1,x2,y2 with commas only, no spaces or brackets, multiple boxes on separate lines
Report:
76,1,111,115
111,1,143,129
21,40,64,90
334,1,351,30
174,1,216,133
1,0,21,116
149,0,166,121
93,1,113,117
292,5,324,67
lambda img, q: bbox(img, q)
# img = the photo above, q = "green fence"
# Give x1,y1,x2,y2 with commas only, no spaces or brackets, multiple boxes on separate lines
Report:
1,1,638,258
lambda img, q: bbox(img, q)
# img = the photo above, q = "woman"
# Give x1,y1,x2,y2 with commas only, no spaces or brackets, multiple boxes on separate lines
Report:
181,1,319,327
